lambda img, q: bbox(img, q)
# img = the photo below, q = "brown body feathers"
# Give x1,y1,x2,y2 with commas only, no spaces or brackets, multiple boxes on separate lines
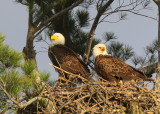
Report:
95,55,153,82
48,45,90,80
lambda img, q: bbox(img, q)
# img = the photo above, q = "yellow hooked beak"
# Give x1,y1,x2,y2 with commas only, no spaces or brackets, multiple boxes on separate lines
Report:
100,47,105,51
51,35,58,40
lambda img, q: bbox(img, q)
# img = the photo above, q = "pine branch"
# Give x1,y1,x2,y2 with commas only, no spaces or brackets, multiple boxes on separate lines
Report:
0,77,43,109
35,0,84,34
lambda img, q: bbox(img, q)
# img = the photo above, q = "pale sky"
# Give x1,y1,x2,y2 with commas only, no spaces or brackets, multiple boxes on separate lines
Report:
0,0,158,81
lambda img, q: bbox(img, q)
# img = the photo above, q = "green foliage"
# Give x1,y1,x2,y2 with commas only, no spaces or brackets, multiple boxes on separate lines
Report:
70,31,89,56
148,54,157,64
43,3,100,57
39,71,50,82
0,45,23,68
145,39,158,65
131,39,158,67
93,32,134,63
76,9,90,27
108,41,134,61
0,34,31,98
0,34,50,111
70,31,100,56
0,33,5,44
32,0,93,57
131,56,144,67
21,60,37,75
122,45,135,61
103,32,117,42
0,34,22,69
1,70,25,97
145,39,158,55
21,0,96,59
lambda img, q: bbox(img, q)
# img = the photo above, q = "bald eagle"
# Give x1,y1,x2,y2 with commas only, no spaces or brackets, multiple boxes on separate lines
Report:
92,44,153,82
48,33,90,82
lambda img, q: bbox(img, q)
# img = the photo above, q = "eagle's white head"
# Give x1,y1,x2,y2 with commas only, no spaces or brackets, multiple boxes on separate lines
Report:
93,44,109,58
50,33,65,46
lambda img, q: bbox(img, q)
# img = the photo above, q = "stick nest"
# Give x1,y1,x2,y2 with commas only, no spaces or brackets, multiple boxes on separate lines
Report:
33,78,160,114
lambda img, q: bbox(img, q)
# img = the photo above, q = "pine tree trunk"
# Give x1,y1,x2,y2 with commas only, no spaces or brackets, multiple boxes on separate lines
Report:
153,3,160,112
23,3,37,68
23,26,37,64
153,1,160,93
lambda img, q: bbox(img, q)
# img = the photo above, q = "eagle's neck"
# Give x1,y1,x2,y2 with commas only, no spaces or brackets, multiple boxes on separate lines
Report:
50,41,65,47
49,43,55,47
96,53,108,58
93,50,109,58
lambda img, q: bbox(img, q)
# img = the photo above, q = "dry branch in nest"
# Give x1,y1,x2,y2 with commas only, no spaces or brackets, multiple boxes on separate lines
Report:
18,64,160,114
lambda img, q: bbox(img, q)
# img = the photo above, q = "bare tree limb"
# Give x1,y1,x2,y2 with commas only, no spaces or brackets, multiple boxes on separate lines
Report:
103,9,157,20
83,0,156,64
83,0,115,64
128,10,157,20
